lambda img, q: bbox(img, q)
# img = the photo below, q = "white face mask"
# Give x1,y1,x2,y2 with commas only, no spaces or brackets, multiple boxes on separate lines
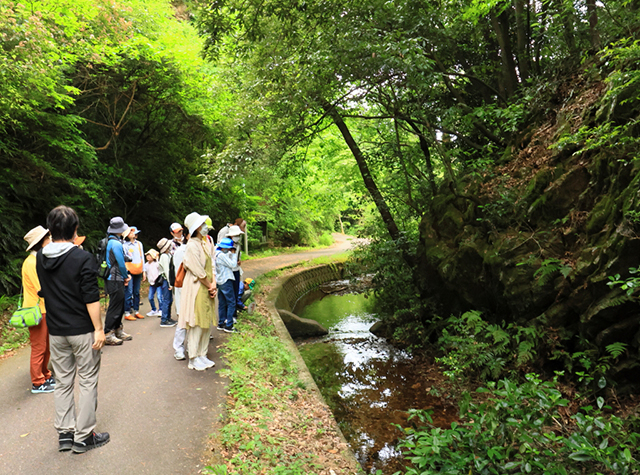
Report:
201,225,210,236
232,236,241,243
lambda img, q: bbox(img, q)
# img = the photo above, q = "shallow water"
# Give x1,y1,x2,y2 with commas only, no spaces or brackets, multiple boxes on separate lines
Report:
297,290,454,474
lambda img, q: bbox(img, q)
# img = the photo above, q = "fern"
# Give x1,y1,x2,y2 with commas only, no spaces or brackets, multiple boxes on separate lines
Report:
534,258,571,286
606,342,627,359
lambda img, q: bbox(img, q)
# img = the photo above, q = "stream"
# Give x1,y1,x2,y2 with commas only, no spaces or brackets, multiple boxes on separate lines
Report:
295,283,456,474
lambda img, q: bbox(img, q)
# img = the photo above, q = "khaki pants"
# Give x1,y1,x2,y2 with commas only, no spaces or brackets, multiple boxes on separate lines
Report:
49,333,101,441
186,325,210,358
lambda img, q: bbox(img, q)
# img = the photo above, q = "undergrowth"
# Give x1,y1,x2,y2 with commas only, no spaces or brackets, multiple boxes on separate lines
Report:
398,374,640,475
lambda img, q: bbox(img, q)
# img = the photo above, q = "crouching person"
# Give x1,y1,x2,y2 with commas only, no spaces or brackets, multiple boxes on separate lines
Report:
36,206,109,454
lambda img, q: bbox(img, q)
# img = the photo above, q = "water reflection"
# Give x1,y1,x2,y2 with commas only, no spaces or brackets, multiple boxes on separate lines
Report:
297,291,452,474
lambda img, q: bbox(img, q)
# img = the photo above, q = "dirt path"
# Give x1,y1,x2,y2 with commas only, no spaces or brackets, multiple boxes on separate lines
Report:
0,234,354,475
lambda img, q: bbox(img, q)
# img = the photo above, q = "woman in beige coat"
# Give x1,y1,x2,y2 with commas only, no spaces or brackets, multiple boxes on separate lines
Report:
179,212,217,371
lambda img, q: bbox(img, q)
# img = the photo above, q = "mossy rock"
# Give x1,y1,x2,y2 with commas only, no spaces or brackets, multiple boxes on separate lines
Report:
586,194,615,235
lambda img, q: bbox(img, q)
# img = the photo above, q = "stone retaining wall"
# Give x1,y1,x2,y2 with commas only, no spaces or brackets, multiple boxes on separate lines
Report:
274,263,344,312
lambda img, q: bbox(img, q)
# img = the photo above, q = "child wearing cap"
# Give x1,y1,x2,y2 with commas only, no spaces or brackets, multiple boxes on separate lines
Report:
124,226,145,320
144,249,163,317
237,278,255,310
215,237,239,332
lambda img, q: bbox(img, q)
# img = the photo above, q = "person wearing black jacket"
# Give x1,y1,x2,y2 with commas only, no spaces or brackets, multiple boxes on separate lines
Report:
36,205,110,454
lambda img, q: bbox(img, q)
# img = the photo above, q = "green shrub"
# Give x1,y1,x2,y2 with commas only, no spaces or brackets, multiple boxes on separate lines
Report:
435,311,543,381
318,232,334,247
398,374,640,475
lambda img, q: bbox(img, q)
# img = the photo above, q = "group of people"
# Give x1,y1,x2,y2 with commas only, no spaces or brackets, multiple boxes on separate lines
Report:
20,206,255,454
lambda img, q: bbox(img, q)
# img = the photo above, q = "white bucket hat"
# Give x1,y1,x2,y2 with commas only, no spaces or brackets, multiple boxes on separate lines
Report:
227,225,244,237
184,212,209,237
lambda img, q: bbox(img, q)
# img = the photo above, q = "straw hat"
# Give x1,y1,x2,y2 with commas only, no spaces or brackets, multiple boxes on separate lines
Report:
145,249,159,260
24,226,49,251
157,238,172,254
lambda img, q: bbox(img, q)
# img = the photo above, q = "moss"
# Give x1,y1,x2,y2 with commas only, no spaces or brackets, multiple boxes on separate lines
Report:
586,194,615,235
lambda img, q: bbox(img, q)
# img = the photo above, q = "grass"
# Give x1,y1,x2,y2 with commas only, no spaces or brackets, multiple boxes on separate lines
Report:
204,254,362,475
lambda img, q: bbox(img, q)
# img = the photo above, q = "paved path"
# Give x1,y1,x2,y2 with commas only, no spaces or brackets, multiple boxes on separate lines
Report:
0,234,354,474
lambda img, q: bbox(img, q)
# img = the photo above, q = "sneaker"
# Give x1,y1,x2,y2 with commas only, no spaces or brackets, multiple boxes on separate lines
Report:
187,358,207,371
45,376,56,387
58,432,74,452
104,331,123,346
115,326,132,341
72,431,110,454
155,310,163,317
31,381,54,394
160,319,177,328
216,325,225,332
198,356,215,369
223,327,238,334
135,312,144,319
146,310,157,317
174,351,186,361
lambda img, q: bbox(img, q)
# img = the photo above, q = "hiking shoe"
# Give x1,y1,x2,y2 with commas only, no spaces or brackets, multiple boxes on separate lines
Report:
160,319,177,328
174,351,186,361
198,356,215,369
115,327,132,341
58,432,74,452
31,381,54,394
72,432,110,454
216,325,225,332
45,376,56,387
187,358,207,371
223,327,238,334
135,312,144,319
104,331,123,346
146,310,157,317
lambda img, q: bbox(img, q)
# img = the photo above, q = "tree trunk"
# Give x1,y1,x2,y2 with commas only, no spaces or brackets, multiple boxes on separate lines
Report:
405,118,438,196
586,0,600,51
322,101,401,242
514,0,530,81
490,7,519,98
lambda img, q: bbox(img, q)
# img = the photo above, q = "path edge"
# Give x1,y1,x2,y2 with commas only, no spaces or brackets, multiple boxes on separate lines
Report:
265,264,362,470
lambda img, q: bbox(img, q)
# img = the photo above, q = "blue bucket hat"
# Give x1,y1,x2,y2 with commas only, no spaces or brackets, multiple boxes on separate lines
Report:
217,237,235,249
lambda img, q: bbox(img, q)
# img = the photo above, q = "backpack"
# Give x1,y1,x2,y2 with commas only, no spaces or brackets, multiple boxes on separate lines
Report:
96,236,110,280
96,235,118,280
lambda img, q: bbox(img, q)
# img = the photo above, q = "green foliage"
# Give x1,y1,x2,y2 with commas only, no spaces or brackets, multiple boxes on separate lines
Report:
0,0,234,294
608,267,640,297
397,374,640,475
435,311,543,381
533,258,572,287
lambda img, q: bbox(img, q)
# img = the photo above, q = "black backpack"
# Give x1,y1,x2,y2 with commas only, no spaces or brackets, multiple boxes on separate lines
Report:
96,235,116,280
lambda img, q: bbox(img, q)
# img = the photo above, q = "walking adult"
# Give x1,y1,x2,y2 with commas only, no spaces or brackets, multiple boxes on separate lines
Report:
104,217,132,345
124,226,144,320
22,226,54,394
179,212,217,371
36,205,109,453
